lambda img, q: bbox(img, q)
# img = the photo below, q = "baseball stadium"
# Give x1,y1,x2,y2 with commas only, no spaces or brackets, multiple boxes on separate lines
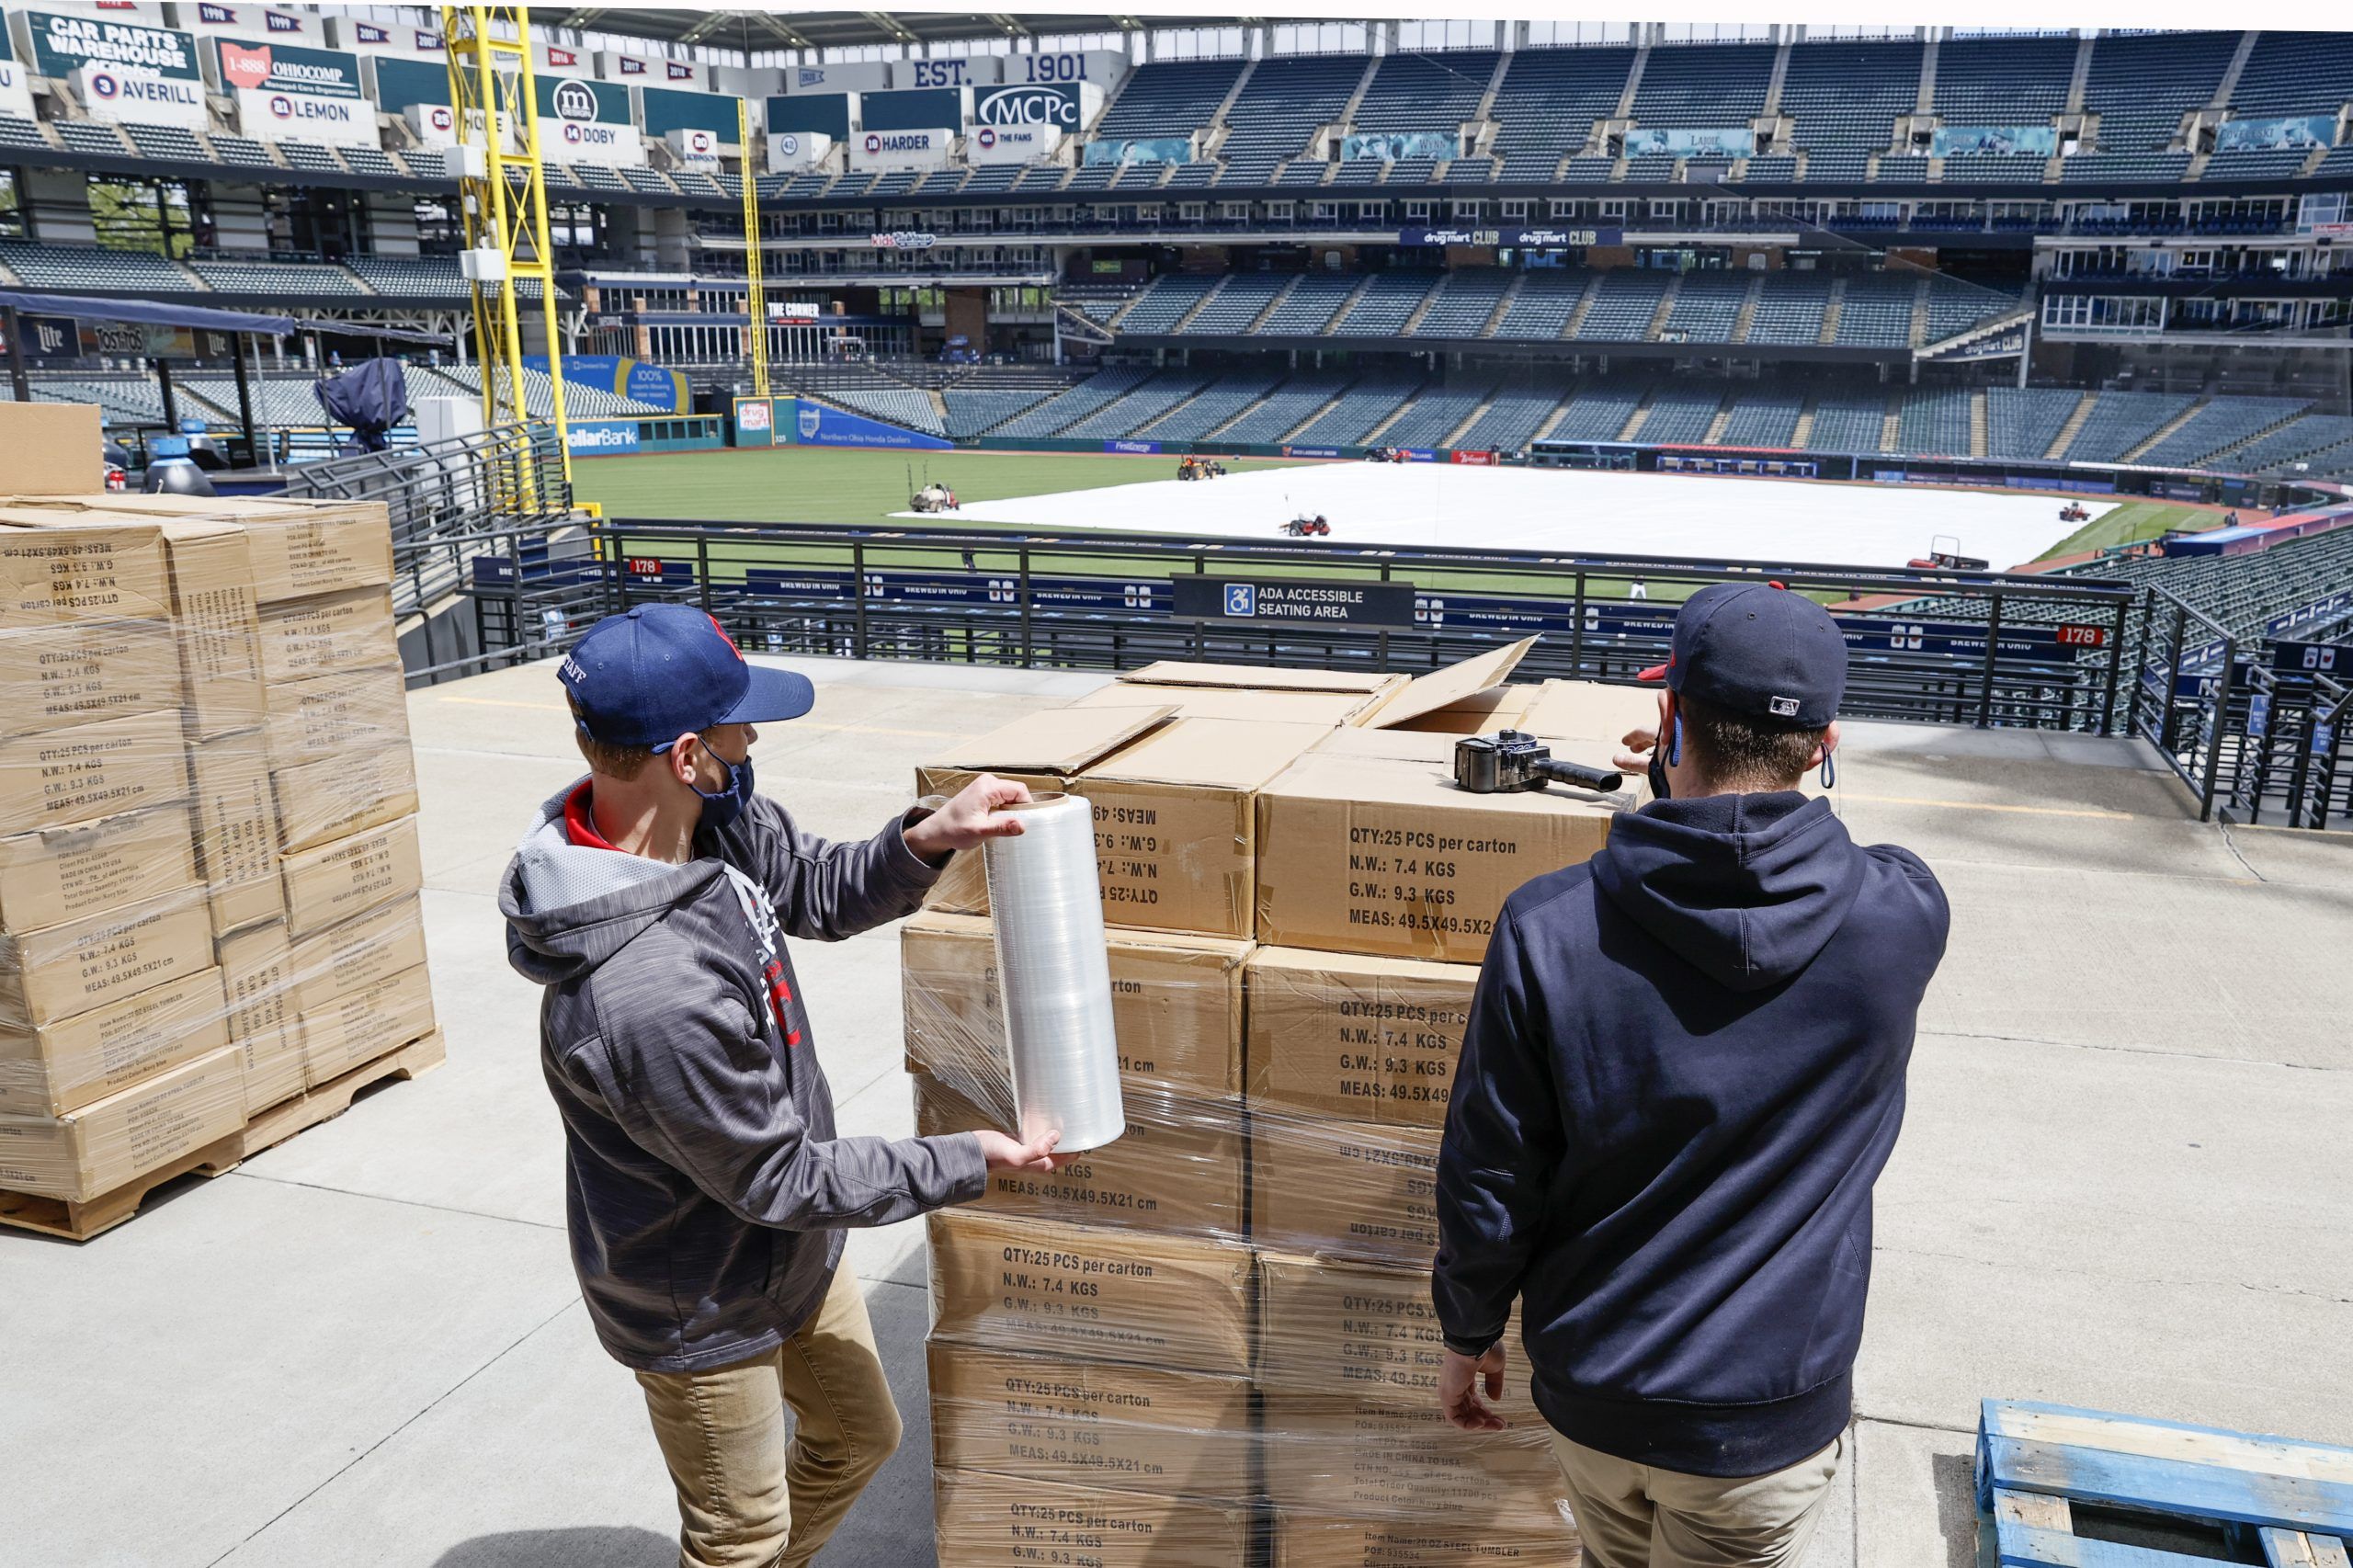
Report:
1,8,2349,1568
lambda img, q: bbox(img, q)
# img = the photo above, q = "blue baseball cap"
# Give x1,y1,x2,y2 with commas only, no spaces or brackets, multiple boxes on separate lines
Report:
1637,582,1847,728
559,604,814,747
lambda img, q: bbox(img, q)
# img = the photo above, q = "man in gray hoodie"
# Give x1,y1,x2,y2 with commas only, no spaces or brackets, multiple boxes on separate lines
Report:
501,605,1060,1568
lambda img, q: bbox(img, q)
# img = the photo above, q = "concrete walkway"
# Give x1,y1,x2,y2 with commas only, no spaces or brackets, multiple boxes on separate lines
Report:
5,654,2348,1568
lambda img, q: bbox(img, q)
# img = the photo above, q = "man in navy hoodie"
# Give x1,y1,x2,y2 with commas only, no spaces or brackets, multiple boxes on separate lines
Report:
1433,583,1949,1567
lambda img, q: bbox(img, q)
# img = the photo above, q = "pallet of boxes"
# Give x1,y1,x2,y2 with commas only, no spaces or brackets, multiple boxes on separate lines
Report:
904,642,1659,1567
0,447,438,1241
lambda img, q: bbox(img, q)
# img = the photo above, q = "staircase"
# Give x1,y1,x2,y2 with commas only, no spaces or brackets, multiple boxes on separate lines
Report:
1278,382,1355,443
1134,384,1217,437
1791,394,1819,448
1479,276,1523,338
1210,61,1257,135
1336,56,1381,131
2064,36,2095,114
1322,274,1377,335
1915,37,1939,114
2125,398,2209,462
1878,399,1903,454
1565,278,1602,338
1472,52,1513,122
1532,400,1574,443
1616,43,1649,119
1362,392,1426,444
1969,390,1989,458
1906,283,1932,348
1644,276,1683,342
1442,396,1496,448
1704,403,1735,445
1816,279,1847,346
2211,31,2258,108
1401,278,1445,334
1618,391,1655,443
1762,39,1793,118
2044,391,2099,460
1171,283,1223,334
1732,276,1765,344
1249,276,1303,334
2206,404,2322,465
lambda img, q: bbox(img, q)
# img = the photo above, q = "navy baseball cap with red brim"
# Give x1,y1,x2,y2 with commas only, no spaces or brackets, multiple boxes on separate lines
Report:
560,603,815,748
1635,581,1847,728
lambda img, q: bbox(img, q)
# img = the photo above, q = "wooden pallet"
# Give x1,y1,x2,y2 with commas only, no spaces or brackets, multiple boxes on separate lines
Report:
0,1131,244,1243
1978,1400,2353,1567
203,1030,446,1170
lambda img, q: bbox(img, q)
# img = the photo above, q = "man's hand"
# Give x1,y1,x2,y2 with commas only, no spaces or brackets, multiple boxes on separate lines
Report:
1439,1344,1509,1433
973,1127,1070,1173
1614,725,1658,776
904,773,1031,864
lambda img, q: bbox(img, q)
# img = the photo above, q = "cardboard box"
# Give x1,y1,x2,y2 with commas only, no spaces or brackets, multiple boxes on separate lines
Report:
1076,717,1332,938
933,1470,1251,1568
236,1022,305,1115
1256,1253,1528,1409
299,960,436,1086
279,814,422,938
0,403,104,495
0,1043,244,1201
1118,662,1404,699
1250,1118,1442,1267
188,728,285,936
256,588,400,684
29,494,393,605
1074,673,1402,728
0,886,214,1030
0,965,230,1118
264,665,409,767
286,895,427,1015
216,919,293,1041
1377,684,1539,735
1270,1516,1579,1568
272,741,419,854
927,1210,1255,1377
1245,947,1477,1127
1255,729,1626,964
0,513,172,627
1520,677,1658,751
1260,1394,1574,1538
927,1342,1255,1500
0,804,199,935
0,619,183,738
915,704,1174,915
915,1071,1245,1241
1348,638,1537,730
901,911,1247,1100
0,709,188,837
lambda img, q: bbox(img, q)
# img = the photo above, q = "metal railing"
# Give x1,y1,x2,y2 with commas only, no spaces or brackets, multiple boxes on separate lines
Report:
2129,585,2242,818
459,517,2142,734
281,422,573,614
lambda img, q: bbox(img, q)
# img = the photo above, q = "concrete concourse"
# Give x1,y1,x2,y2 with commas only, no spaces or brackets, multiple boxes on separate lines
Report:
5,654,2348,1568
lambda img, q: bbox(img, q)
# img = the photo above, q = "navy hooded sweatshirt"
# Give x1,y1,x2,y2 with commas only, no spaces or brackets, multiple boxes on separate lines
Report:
1432,790,1949,1478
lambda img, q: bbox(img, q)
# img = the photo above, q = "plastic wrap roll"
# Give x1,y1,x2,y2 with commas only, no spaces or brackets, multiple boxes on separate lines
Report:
981,792,1126,1153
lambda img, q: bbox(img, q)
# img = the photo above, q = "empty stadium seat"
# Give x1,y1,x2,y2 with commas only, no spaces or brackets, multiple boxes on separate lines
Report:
1492,272,1588,340
1573,271,1672,342
1206,374,1351,444
1802,395,1891,453
0,241,190,292
1378,385,1490,448
1895,387,1972,456
1634,385,1725,446
2060,391,2198,461
1714,389,1805,448
1486,47,1633,174
1260,273,1361,335
1413,272,1513,337
1985,387,2084,459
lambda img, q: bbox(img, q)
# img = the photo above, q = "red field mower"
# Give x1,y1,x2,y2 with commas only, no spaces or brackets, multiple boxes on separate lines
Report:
1279,513,1332,538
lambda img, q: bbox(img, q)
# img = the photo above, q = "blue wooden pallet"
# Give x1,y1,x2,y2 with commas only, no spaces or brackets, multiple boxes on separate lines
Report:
1977,1400,2353,1568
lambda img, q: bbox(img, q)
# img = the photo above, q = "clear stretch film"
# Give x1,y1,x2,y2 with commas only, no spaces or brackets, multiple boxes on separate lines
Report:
980,793,1126,1153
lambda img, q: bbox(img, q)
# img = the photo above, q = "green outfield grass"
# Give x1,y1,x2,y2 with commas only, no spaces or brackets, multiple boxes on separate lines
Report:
2042,499,2223,558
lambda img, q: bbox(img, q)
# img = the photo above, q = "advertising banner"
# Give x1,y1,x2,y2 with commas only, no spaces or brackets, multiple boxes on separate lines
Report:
733,397,774,449
848,127,950,173
186,4,321,45
564,420,642,458
1930,123,2058,157
525,355,685,414
335,18,444,58
599,51,704,91
2215,114,2337,153
1399,224,1622,248
1084,135,1194,167
968,122,1060,165
214,40,374,147
785,399,952,451
1450,449,1499,466
666,127,721,169
1341,131,1454,163
1622,126,1755,158
970,81,1100,131
892,55,998,89
766,129,831,172
638,85,737,142
26,11,208,129
1105,438,1161,455
537,74,643,167
0,25,34,121
782,61,892,96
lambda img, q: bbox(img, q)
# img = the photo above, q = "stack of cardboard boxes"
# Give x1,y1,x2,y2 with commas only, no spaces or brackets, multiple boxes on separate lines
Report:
0,481,436,1241
905,645,1657,1566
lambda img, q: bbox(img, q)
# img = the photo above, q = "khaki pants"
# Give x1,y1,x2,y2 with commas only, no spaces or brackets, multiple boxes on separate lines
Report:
634,1268,901,1568
1550,1429,1846,1568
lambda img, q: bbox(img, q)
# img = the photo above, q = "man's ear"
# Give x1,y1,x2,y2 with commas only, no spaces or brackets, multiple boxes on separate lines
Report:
667,732,703,787
1809,719,1842,772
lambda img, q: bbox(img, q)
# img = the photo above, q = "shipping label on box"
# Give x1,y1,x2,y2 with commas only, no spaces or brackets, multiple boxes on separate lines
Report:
188,728,284,936
1255,736,1624,964
0,964,229,1118
1245,948,1476,1127
927,1210,1255,1377
1260,1394,1574,1539
0,1043,244,1201
901,911,1246,1099
0,619,184,738
299,961,436,1087
1250,1118,1442,1267
287,895,426,1016
1077,717,1331,939
1256,1253,1528,1409
934,1470,1251,1568
916,1072,1245,1241
272,742,419,855
0,886,214,1030
0,517,171,626
1271,1515,1580,1568
927,1343,1255,1500
216,919,292,1040
264,665,410,767
279,814,422,937
0,710,188,837
236,1021,304,1116
45,495,394,605
257,588,400,684
0,804,199,935
157,521,266,738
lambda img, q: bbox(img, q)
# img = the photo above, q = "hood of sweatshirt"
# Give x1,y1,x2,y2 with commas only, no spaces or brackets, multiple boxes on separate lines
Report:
499,780,725,986
1591,790,1863,993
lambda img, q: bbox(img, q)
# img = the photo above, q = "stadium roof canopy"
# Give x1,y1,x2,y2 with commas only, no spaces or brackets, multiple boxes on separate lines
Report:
554,10,1254,50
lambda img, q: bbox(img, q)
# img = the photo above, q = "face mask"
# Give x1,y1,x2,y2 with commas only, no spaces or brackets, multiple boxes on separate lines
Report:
693,752,756,835
1647,711,1679,801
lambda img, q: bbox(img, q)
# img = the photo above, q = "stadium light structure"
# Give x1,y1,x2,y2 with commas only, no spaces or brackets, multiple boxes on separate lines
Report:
740,96,769,402
444,4,573,492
